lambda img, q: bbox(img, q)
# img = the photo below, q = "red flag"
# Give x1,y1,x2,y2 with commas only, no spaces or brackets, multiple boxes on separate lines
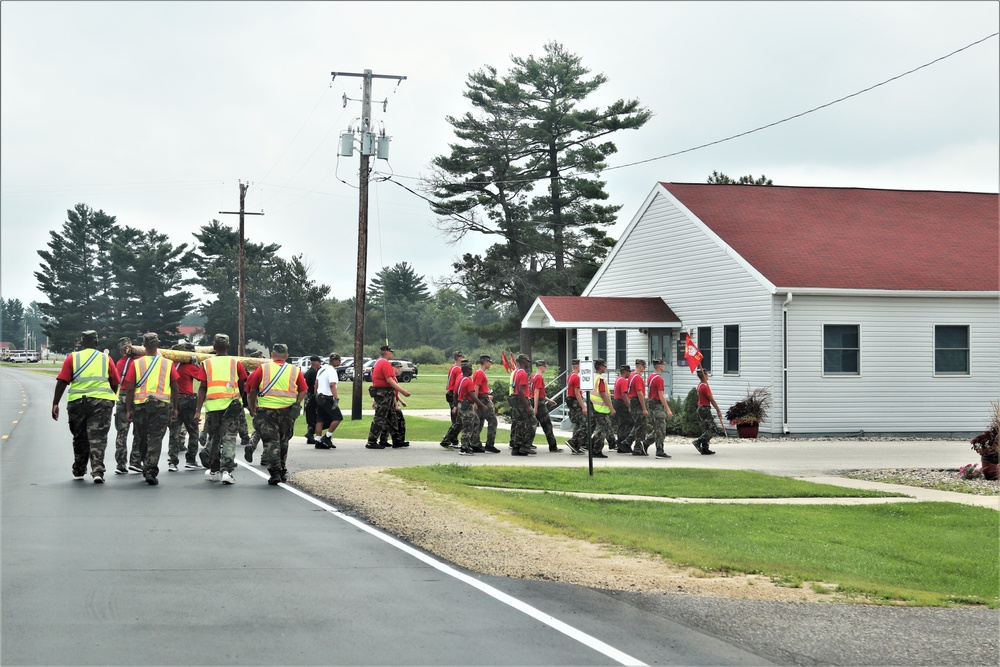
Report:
685,333,703,373
500,350,511,373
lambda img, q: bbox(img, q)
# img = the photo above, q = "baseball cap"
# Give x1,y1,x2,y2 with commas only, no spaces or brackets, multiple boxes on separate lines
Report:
634,358,647,367
479,354,492,363
214,333,230,346
380,345,394,353
272,343,288,354
535,359,547,367
143,332,159,345
309,355,321,362
329,353,341,361
652,358,664,366
117,336,132,347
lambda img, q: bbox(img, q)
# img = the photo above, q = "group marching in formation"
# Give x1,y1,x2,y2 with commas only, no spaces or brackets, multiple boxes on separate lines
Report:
52,331,728,486
435,350,726,458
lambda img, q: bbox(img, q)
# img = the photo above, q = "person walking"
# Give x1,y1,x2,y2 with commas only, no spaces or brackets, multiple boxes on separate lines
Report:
531,360,562,453
51,330,122,483
123,332,179,485
628,359,651,456
167,343,205,472
366,345,411,450
564,359,588,455
472,354,500,454
313,353,343,449
589,358,615,458
303,356,323,445
453,363,487,455
112,336,139,475
247,343,307,485
442,350,465,447
646,358,675,459
509,354,537,456
693,367,726,455
196,334,248,484
613,365,633,453
383,361,411,448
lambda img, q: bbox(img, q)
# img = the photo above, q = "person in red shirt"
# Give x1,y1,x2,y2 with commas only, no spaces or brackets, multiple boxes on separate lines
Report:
51,329,122,482
246,343,307,484
613,365,633,453
440,362,487,455
472,354,500,453
531,360,562,453
367,345,411,450
122,332,180,485
509,354,537,456
693,367,725,455
113,336,140,474
564,359,587,455
167,343,206,472
646,358,675,459
627,359,650,456
442,350,465,448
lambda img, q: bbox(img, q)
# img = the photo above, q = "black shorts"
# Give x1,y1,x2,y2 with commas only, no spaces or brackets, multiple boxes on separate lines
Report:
316,394,343,426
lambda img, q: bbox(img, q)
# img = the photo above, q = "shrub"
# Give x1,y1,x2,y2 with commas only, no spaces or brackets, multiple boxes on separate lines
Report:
492,380,510,416
396,345,444,365
665,396,684,435
678,387,702,437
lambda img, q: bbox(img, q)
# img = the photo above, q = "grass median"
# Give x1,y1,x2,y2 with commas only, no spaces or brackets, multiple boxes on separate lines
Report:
387,465,1000,608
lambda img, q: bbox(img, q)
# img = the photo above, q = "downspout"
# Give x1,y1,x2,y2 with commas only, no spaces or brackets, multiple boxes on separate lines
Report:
782,292,793,434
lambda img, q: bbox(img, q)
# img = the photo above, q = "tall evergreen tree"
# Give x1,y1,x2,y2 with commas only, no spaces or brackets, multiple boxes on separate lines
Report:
1,299,25,349
35,203,118,352
426,42,650,355
365,262,431,349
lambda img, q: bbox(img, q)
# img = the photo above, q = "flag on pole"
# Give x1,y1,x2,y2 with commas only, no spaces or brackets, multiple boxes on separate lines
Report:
500,350,511,373
685,333,703,373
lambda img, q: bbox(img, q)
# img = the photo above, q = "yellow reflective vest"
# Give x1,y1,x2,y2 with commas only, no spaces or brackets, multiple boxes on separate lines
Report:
591,377,611,414
67,349,115,402
133,355,173,404
256,361,300,409
202,356,240,412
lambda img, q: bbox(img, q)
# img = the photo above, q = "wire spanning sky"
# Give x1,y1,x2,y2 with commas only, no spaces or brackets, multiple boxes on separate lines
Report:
2,1,997,311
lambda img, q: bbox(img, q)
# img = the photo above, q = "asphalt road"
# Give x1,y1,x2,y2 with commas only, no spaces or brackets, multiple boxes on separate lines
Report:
1,367,769,666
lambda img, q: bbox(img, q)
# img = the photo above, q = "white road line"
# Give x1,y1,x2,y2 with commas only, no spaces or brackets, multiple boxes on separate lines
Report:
236,461,646,666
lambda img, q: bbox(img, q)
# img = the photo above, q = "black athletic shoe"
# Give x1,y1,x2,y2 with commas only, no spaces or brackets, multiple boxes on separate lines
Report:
440,441,455,450
244,445,253,463
485,446,501,453
700,448,716,455
592,452,608,459
692,439,703,452
314,442,332,449
199,450,209,468
365,442,385,450
548,446,563,453
471,445,486,453
391,441,410,448
144,475,158,486
267,472,281,485
280,470,288,482
655,451,671,459
511,449,529,456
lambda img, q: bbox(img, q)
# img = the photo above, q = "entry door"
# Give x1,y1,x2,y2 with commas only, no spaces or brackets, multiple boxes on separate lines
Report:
647,329,674,398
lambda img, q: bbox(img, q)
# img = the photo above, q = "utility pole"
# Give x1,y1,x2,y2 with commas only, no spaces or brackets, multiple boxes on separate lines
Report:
219,181,264,357
332,68,406,420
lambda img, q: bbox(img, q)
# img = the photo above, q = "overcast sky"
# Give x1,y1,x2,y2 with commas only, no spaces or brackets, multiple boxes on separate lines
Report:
2,1,997,314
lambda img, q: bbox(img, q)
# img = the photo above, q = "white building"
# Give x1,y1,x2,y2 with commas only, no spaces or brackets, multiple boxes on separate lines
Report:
523,183,999,437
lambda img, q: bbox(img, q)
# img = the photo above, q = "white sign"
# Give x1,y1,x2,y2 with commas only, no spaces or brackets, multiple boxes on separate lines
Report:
579,360,595,391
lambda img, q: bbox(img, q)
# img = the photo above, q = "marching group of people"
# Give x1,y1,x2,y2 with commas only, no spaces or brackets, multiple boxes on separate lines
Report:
435,351,727,458
54,330,728,485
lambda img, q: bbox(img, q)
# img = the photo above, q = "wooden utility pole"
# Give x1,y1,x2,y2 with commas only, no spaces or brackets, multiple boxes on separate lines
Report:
331,68,406,420
219,181,264,357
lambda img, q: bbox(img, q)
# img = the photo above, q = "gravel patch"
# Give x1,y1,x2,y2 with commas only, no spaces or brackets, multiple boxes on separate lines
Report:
292,467,888,605
843,468,999,496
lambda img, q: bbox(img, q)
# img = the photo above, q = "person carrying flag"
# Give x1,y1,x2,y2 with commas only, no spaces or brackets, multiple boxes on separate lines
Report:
693,367,725,455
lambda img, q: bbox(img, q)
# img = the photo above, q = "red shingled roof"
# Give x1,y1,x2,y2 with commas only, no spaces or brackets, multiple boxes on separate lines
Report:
537,296,679,324
661,183,999,291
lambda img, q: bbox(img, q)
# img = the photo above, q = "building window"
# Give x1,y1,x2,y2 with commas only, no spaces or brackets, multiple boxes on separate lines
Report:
615,330,627,370
935,325,970,375
823,324,859,375
697,326,712,372
597,331,607,363
724,325,739,374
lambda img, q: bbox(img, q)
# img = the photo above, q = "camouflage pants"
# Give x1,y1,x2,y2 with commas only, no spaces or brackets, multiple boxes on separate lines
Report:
442,401,473,446
592,409,615,453
697,406,719,446
133,399,172,479
648,402,667,453
458,402,481,450
380,407,406,445
212,408,250,448
67,396,114,478
367,390,397,445
253,406,297,474
534,402,558,448
478,400,497,448
203,399,243,473
508,397,537,453
613,399,632,448
628,398,648,451
114,392,138,469
567,398,590,450
168,394,199,465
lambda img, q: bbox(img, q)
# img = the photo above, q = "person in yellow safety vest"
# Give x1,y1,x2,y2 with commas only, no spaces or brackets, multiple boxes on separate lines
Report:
246,343,307,486
589,358,615,458
51,330,123,483
195,333,248,485
123,332,179,486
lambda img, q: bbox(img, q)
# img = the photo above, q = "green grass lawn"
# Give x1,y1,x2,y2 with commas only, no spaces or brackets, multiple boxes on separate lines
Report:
391,465,905,498
386,465,1000,608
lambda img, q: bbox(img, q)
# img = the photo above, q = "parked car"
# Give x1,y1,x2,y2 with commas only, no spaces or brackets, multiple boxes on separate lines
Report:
362,359,418,382
340,357,371,381
7,350,39,363
294,355,326,371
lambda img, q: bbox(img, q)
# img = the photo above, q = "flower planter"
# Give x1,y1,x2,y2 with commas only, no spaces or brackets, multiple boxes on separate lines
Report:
736,423,759,439
981,453,999,481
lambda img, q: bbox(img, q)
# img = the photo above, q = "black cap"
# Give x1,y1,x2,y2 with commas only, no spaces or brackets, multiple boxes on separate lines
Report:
619,364,631,372
479,354,492,363
535,359,547,367
652,358,664,366
309,355,321,362
380,345,393,353
571,358,580,365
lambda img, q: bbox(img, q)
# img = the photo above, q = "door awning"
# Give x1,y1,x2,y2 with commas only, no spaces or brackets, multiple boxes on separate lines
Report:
521,296,682,329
